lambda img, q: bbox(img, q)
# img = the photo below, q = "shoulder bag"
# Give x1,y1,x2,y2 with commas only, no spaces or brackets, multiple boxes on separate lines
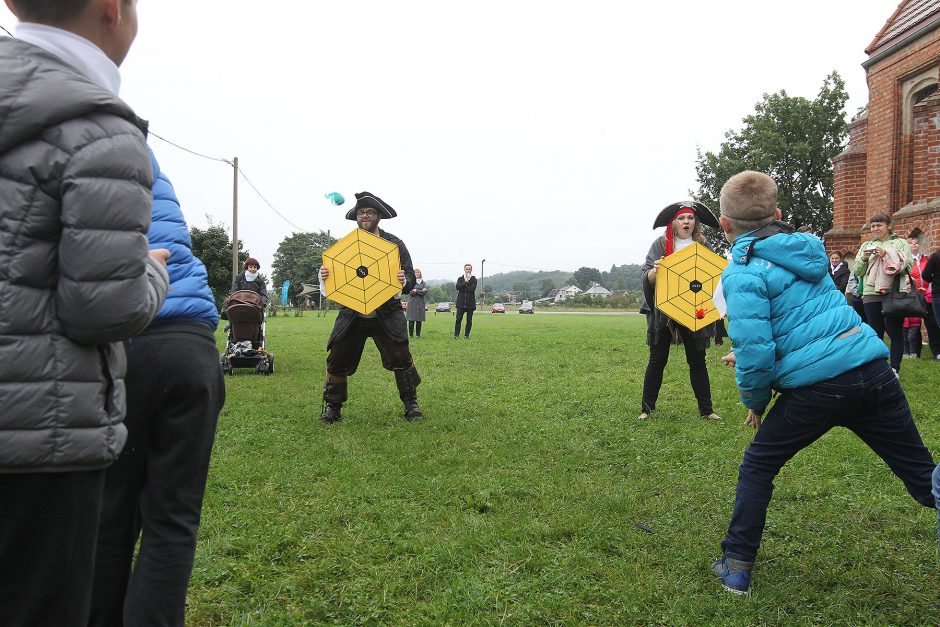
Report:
881,272,926,318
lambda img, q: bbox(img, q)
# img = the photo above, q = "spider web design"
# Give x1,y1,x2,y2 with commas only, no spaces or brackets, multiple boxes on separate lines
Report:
655,242,728,331
323,228,401,315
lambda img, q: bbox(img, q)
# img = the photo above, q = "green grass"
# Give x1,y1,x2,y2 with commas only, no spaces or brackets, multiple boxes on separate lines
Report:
192,312,940,625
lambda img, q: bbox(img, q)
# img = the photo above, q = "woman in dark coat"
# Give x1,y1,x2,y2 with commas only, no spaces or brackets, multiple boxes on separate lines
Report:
639,201,721,421
406,267,428,337
231,257,268,305
828,250,850,294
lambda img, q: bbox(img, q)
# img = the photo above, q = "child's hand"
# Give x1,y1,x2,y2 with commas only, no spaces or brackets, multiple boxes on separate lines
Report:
744,409,762,430
320,266,329,280
721,351,736,367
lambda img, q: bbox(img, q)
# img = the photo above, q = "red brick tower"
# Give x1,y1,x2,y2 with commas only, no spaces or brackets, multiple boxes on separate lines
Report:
827,0,940,252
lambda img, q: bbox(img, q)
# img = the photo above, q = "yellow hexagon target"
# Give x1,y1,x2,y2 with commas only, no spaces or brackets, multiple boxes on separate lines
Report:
655,242,728,331
323,228,401,315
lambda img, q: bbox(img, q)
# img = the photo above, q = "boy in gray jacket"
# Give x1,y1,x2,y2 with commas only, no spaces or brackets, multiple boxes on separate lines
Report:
0,1,168,624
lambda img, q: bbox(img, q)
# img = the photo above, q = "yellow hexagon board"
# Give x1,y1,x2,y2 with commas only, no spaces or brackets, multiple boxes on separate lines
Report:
323,228,401,315
655,242,728,331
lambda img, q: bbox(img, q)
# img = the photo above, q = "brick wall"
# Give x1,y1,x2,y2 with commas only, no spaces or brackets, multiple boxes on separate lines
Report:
829,22,940,254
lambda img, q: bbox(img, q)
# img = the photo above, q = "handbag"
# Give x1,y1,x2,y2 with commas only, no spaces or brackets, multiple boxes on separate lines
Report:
881,272,927,317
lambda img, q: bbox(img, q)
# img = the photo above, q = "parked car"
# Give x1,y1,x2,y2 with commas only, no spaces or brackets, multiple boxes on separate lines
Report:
435,302,451,313
519,300,534,314
491,303,506,313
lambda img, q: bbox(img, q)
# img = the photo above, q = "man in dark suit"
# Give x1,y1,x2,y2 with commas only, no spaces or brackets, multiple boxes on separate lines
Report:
455,264,477,338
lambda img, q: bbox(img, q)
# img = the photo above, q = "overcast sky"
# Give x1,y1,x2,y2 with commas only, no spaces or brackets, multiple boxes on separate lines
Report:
2,1,896,281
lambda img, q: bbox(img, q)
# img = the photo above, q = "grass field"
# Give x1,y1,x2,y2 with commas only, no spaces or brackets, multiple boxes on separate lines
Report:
192,311,940,625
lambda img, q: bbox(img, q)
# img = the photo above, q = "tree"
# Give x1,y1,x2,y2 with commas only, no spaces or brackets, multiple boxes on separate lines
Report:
426,286,447,304
190,221,247,308
571,266,602,291
270,231,334,298
539,278,555,297
694,72,849,254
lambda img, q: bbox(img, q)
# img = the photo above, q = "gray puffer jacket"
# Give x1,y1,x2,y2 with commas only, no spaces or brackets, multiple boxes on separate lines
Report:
0,39,169,473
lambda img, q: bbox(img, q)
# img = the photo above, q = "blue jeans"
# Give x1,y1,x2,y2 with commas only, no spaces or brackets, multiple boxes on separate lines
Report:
721,359,936,563
863,301,905,371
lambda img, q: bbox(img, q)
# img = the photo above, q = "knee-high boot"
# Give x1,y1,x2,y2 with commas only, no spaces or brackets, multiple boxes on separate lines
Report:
320,374,348,424
394,365,423,420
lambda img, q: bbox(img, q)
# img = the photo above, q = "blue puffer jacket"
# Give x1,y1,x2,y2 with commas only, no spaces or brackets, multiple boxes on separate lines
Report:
148,148,219,329
723,222,888,412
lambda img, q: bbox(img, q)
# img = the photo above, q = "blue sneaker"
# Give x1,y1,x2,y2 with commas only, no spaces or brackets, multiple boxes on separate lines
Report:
711,557,752,596
932,463,940,550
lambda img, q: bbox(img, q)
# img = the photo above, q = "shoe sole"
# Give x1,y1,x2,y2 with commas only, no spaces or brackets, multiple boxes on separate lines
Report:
720,583,750,596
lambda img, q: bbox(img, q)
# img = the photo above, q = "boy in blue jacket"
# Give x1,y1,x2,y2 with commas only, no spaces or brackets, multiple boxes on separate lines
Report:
711,170,938,595
89,150,226,625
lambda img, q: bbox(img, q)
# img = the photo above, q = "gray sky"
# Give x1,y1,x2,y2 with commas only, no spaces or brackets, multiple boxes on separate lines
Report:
2,1,895,281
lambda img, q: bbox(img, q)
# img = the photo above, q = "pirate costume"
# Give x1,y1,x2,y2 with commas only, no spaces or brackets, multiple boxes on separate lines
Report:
639,201,721,420
320,192,423,423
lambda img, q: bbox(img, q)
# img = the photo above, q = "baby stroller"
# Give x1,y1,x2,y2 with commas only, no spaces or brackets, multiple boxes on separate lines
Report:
220,290,274,375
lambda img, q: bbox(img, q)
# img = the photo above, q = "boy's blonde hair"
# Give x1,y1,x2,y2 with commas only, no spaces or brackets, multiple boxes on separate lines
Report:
720,171,778,235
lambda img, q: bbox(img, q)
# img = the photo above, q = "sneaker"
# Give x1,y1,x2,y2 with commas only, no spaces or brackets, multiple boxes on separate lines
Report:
703,413,722,421
638,412,650,420
932,463,940,549
711,557,752,595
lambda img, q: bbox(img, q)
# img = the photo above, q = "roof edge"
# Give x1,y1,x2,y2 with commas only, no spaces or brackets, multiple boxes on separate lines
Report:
863,12,940,69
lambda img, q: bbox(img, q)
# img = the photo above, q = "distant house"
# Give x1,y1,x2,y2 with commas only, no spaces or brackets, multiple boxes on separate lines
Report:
584,285,611,297
554,285,582,302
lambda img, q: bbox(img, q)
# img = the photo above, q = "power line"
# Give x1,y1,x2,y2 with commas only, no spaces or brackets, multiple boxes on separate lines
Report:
237,167,312,233
149,131,229,163
149,130,315,233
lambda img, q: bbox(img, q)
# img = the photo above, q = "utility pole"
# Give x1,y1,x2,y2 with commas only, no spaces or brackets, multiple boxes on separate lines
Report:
480,258,486,306
231,156,239,283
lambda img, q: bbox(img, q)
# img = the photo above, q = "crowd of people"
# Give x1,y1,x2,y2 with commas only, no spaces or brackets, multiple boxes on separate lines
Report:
1,2,939,623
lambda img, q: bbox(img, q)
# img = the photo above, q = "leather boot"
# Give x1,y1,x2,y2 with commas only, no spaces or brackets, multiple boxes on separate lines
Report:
320,375,347,424
394,365,423,420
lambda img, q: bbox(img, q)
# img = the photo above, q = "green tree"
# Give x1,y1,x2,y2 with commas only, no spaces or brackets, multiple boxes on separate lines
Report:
694,72,849,254
190,221,247,308
572,266,602,291
270,231,335,297
426,286,447,304
539,278,555,297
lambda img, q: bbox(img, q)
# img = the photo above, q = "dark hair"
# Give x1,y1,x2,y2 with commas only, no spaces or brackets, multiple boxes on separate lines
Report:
244,257,260,270
868,213,892,225
8,0,93,23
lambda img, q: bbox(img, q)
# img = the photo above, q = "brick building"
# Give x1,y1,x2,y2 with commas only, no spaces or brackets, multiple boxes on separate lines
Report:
828,0,940,254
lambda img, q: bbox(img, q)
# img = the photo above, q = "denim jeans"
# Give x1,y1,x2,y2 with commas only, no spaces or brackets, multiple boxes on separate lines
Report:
721,359,936,563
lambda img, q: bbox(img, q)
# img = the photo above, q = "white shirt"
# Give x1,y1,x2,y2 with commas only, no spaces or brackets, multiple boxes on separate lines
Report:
673,236,694,253
14,22,121,95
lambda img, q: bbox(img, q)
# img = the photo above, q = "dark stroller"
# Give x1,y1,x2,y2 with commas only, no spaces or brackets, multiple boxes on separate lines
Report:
220,290,274,375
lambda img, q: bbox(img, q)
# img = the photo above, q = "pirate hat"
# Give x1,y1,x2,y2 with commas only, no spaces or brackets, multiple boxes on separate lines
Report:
653,201,720,230
345,191,397,220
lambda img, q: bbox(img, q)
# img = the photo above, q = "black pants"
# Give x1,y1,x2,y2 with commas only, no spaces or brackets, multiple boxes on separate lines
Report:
642,325,713,416
327,317,414,376
89,324,225,627
455,307,474,337
0,470,105,626
904,324,922,356
923,302,940,357
863,301,904,371
408,320,423,337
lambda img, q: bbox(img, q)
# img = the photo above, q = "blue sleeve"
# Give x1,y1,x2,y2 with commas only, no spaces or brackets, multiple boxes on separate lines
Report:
725,272,775,412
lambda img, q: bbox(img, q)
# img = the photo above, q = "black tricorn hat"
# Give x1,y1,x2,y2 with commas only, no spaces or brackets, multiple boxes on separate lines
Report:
653,201,720,230
345,191,397,220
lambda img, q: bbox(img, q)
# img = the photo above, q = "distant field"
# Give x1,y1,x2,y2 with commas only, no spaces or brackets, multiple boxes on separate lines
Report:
192,312,940,624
